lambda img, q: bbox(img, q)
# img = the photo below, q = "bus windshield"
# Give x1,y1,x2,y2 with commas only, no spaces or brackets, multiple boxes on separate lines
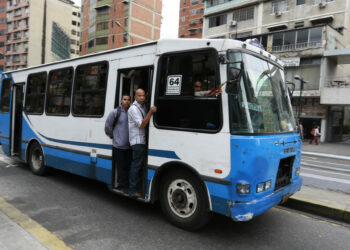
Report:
228,51,296,134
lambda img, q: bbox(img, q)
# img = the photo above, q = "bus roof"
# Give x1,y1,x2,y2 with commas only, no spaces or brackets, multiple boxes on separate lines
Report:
2,38,283,76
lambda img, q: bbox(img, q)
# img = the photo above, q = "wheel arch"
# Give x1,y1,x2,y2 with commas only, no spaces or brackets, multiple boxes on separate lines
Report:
25,138,45,165
149,161,212,211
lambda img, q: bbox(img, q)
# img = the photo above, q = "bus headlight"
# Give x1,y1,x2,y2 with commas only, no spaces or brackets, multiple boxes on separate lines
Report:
256,180,272,193
236,183,250,194
295,167,300,176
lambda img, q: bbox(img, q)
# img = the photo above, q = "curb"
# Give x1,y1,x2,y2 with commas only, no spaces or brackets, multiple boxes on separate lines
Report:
282,197,350,223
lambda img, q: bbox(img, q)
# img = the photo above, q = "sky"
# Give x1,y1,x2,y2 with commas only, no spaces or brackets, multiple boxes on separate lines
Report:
72,0,180,38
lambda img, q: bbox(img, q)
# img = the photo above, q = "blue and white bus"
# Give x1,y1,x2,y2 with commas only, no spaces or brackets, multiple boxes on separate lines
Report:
0,39,302,230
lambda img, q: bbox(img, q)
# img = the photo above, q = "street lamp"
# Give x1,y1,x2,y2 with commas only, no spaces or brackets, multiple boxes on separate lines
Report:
294,75,309,120
115,21,132,45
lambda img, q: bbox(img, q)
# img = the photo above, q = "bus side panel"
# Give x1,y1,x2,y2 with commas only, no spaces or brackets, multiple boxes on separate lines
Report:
43,146,112,184
205,181,232,216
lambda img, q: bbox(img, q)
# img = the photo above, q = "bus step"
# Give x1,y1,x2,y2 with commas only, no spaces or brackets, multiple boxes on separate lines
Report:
111,188,147,202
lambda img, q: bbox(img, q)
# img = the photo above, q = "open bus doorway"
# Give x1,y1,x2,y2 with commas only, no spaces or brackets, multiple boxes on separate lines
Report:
113,66,153,197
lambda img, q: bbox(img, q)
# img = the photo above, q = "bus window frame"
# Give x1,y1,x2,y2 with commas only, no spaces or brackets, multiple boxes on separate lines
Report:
0,78,13,113
153,48,223,134
45,66,74,117
71,60,109,118
24,71,48,116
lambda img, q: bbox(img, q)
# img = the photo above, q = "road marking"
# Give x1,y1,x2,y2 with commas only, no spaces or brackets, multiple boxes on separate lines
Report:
302,159,350,168
301,173,350,185
303,167,350,178
0,197,71,250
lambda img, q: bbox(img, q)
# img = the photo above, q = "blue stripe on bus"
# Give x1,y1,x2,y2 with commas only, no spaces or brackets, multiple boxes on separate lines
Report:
148,149,180,160
38,132,112,150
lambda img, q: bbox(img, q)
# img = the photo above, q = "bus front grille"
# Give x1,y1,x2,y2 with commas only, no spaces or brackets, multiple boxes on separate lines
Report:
274,156,294,191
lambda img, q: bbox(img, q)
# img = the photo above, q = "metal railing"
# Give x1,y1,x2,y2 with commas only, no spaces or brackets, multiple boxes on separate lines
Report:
271,41,323,52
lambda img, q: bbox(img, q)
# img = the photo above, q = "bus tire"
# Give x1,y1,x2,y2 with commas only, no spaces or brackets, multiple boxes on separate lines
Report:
28,142,47,176
159,170,211,231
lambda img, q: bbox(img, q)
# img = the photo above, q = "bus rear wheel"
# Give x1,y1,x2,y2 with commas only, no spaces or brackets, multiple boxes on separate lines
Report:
28,142,47,176
159,170,210,231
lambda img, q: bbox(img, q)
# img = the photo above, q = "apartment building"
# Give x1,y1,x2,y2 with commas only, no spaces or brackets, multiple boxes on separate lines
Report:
71,4,81,58
80,0,162,55
178,0,205,38
203,0,350,142
0,0,5,71
5,0,81,71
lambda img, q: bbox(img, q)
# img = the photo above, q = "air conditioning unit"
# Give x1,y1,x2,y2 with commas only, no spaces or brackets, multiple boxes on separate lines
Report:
230,20,237,27
275,11,282,17
319,2,326,8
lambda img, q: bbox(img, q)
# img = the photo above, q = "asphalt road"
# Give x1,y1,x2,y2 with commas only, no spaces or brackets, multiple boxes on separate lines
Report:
0,153,350,249
301,154,350,194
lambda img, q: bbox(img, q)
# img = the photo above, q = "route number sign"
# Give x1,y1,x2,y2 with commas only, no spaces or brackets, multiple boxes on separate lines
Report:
166,75,182,95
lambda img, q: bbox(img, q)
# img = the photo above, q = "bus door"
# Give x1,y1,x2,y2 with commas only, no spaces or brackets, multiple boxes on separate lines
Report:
114,66,154,194
0,78,13,156
10,83,24,156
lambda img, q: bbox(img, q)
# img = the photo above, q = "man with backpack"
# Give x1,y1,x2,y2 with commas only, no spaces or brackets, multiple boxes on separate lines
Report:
105,94,132,192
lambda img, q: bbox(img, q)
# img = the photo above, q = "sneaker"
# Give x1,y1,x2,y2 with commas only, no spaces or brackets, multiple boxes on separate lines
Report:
129,192,142,198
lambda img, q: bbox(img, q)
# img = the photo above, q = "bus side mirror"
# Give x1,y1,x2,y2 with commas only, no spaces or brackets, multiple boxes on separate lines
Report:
286,81,295,99
226,68,241,95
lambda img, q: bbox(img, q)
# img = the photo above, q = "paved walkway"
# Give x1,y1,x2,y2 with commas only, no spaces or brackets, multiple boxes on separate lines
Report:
285,141,350,222
0,210,47,250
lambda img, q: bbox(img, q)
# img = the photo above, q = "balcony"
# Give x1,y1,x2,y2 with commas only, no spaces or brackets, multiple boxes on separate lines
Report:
271,41,323,52
95,0,111,9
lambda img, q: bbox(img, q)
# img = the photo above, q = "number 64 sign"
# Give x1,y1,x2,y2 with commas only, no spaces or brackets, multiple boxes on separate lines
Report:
166,75,182,95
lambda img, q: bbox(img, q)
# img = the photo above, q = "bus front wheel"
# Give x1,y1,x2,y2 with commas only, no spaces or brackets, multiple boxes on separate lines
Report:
159,170,211,230
28,142,47,176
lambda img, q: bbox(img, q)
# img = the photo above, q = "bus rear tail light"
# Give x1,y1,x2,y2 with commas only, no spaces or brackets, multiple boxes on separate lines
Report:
236,183,250,194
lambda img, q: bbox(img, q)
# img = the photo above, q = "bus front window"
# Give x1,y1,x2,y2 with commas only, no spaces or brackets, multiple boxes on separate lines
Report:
227,52,296,134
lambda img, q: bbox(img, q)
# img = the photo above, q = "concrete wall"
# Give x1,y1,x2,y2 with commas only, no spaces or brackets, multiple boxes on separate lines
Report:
28,0,44,67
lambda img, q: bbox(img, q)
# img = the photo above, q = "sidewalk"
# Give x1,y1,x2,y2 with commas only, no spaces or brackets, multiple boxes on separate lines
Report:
0,210,47,250
283,142,350,223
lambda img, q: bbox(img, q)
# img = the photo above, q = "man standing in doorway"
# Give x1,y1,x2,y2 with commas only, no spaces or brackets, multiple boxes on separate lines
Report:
128,88,157,198
105,94,131,193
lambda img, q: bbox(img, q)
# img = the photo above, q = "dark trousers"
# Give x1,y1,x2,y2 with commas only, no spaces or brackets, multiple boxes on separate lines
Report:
113,147,132,189
129,144,146,194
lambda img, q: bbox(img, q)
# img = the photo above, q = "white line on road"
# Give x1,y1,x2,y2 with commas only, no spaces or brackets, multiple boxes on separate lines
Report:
302,159,350,168
302,167,350,178
301,172,350,185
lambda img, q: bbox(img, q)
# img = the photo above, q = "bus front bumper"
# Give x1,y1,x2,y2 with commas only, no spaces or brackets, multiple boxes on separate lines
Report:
230,177,303,221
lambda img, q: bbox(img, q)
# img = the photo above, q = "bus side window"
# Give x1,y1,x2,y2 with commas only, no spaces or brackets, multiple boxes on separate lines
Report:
46,67,73,116
0,78,12,113
72,62,108,117
25,72,47,115
155,49,222,132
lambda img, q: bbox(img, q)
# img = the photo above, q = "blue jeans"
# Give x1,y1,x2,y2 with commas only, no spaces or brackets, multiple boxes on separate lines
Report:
113,147,132,189
129,144,146,194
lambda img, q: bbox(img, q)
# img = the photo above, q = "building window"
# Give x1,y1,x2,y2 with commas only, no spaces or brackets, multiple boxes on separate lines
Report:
72,62,108,117
96,21,108,31
96,36,108,45
0,79,12,113
0,18,5,24
88,39,94,48
209,14,227,28
7,23,12,30
6,45,11,51
13,55,20,63
73,11,77,16
312,0,334,4
191,0,199,5
182,8,186,13
207,0,233,8
232,7,254,21
52,22,70,59
0,42,3,48
0,30,5,35
46,68,73,116
0,6,5,12
155,50,221,131
6,12,12,19
296,0,305,5
190,9,198,15
182,16,186,22
72,20,77,26
271,0,289,13
15,9,21,16
271,27,323,52
25,72,47,115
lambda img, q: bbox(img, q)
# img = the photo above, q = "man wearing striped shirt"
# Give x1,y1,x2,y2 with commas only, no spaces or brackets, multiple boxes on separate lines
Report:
128,88,157,198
